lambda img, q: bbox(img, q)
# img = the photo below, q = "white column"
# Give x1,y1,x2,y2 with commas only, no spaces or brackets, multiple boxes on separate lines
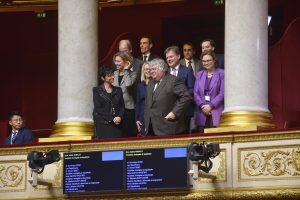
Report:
53,0,98,138
219,0,274,128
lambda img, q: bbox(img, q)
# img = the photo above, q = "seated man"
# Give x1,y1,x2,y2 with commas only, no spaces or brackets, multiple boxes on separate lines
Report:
4,111,33,145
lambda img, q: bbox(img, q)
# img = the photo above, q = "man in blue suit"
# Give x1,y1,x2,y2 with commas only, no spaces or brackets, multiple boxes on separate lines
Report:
4,111,33,145
165,46,195,134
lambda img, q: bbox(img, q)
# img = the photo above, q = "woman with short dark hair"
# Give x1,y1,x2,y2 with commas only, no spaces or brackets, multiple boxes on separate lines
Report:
93,66,125,139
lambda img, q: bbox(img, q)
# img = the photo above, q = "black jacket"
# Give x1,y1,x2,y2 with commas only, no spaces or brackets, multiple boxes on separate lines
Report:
93,85,125,124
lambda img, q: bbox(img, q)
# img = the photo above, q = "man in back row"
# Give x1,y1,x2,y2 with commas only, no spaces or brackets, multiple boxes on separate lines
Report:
180,42,203,76
201,38,224,69
139,36,160,62
116,39,143,82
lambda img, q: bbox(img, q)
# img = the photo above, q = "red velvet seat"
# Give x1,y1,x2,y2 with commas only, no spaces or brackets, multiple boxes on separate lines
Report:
0,120,9,144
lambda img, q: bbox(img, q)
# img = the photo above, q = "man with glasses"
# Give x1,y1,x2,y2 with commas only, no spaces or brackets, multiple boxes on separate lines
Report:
194,51,224,132
144,58,191,136
4,111,33,145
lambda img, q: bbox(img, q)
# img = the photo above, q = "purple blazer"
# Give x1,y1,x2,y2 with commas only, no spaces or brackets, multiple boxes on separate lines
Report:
194,68,224,126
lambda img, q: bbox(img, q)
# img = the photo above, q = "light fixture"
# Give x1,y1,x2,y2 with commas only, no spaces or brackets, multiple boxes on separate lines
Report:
35,10,46,19
213,0,224,6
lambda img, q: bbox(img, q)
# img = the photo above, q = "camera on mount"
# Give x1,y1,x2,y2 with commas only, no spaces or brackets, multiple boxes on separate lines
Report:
187,142,220,179
27,150,61,186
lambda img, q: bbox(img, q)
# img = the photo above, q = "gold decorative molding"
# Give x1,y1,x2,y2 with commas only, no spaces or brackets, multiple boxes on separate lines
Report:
0,130,300,199
233,130,300,143
21,186,300,199
205,124,260,133
238,145,300,181
218,111,275,129
0,144,70,156
0,0,57,12
0,0,184,12
198,150,227,183
35,159,62,190
39,136,92,143
232,186,300,200
0,160,26,193
0,130,300,156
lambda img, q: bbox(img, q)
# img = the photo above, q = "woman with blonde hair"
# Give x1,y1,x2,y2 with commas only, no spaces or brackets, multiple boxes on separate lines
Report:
135,62,152,135
113,51,138,137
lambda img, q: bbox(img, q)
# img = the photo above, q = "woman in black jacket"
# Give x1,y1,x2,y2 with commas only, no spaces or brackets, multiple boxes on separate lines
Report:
93,66,125,139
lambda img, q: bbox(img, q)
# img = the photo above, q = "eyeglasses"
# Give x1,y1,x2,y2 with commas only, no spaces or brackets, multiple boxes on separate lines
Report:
202,59,213,63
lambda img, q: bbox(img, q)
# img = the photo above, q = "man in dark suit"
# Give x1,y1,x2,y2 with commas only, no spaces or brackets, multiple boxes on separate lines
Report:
165,46,195,134
201,38,224,69
4,111,33,145
180,42,203,76
144,58,191,136
138,36,160,62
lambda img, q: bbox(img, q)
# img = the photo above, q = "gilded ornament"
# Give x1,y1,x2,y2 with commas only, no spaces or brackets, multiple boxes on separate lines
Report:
243,148,300,178
0,165,23,188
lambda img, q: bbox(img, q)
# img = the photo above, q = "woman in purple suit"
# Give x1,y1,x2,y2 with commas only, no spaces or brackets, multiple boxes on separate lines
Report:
194,51,224,132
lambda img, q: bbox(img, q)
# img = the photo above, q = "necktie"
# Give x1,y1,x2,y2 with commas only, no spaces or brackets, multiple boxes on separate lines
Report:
11,131,18,144
143,55,148,62
188,60,192,69
153,81,160,92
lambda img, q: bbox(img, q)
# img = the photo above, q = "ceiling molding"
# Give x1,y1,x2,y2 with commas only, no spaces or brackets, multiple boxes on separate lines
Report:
0,0,184,12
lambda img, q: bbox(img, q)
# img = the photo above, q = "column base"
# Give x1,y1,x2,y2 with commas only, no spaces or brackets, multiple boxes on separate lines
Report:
204,124,263,133
38,121,94,142
39,135,91,142
205,111,275,134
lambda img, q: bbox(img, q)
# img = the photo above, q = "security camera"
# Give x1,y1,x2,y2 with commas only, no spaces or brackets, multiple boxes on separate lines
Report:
27,150,60,186
187,142,220,180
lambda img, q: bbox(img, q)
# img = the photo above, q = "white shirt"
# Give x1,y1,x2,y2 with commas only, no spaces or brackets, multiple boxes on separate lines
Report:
170,64,180,77
185,58,194,68
142,53,151,61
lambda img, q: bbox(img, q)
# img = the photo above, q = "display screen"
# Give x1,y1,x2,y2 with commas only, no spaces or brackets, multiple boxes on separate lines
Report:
63,147,187,193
